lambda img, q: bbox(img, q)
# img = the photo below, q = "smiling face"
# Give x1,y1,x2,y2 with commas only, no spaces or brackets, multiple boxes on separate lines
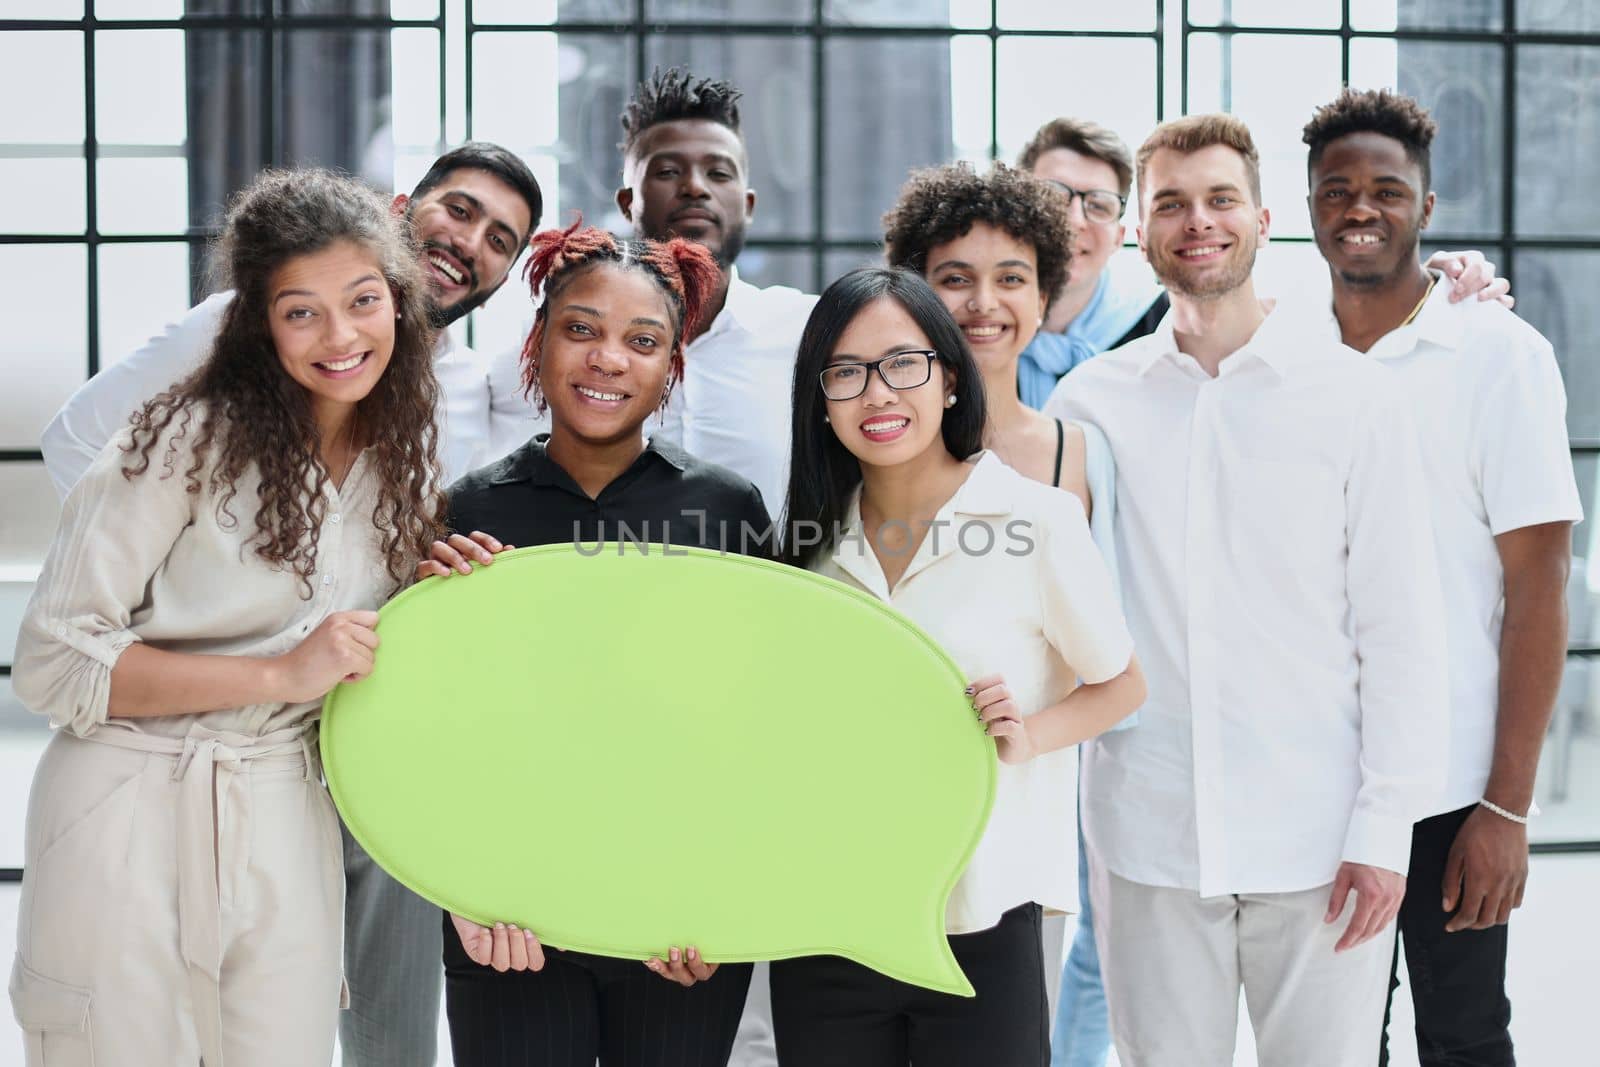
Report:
537,262,677,449
401,167,532,325
1138,143,1269,300
924,223,1048,375
1309,130,1434,289
1029,146,1126,297
268,239,396,428
617,118,754,268
823,296,953,472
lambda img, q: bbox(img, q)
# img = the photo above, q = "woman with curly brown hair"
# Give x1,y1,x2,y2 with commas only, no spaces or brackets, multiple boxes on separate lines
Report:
10,168,444,1066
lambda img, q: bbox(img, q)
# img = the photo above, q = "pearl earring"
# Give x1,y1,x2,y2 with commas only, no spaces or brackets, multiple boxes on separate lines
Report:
946,394,958,408
823,414,830,423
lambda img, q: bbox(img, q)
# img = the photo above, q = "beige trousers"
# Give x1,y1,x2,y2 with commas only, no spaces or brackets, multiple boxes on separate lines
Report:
1090,863,1395,1067
9,726,345,1066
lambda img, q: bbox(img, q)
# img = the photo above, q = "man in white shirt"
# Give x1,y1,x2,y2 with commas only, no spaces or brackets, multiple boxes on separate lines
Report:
1044,114,1451,1066
40,142,544,1067
486,68,815,516
1303,89,1581,1067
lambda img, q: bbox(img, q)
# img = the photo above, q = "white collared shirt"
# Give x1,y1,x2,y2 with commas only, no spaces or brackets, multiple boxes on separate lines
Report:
1307,281,1583,814
1044,304,1450,895
40,290,493,497
813,453,1134,933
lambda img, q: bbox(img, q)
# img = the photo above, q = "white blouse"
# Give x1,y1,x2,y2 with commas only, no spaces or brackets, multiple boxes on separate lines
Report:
14,410,398,740
812,452,1134,934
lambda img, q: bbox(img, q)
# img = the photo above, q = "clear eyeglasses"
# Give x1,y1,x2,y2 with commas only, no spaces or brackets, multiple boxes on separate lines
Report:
1041,179,1126,225
819,350,938,401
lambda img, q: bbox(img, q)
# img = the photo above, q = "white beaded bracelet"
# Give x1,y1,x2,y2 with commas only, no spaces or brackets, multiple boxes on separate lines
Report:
1479,798,1532,825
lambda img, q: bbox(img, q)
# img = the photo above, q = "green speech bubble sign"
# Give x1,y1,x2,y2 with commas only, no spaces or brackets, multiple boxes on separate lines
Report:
322,544,995,996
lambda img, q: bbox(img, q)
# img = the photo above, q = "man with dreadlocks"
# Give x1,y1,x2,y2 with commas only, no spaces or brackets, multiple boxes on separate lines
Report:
487,68,815,518
39,142,544,1067
1302,88,1579,1067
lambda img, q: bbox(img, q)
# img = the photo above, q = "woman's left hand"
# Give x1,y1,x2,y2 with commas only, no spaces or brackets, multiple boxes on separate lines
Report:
644,946,719,986
969,673,1039,764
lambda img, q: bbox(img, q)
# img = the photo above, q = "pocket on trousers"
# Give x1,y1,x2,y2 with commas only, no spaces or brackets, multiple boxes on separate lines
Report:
9,956,94,1066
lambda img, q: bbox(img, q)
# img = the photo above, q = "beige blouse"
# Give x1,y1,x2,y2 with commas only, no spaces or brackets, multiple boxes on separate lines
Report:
13,412,398,740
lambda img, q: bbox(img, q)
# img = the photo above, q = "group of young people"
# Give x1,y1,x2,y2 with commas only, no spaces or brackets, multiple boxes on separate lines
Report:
9,63,1575,1067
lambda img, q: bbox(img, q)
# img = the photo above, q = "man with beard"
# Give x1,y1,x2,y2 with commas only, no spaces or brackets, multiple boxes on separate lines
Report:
487,68,815,515
1303,89,1579,1067
40,141,543,1067
1043,115,1451,1065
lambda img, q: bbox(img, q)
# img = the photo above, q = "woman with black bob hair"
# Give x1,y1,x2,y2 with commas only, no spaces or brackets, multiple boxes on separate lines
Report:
772,268,1145,1067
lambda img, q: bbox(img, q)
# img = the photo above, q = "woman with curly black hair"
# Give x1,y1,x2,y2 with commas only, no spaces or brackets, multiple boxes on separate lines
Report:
10,168,444,1065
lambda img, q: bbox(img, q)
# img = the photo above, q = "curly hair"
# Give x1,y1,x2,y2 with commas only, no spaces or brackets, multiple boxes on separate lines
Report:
881,162,1072,303
620,67,743,159
121,168,445,595
1303,88,1437,189
518,218,722,412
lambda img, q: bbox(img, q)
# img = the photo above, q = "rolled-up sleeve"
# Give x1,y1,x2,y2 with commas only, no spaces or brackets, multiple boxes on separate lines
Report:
14,424,197,734
1340,375,1450,874
1037,491,1135,686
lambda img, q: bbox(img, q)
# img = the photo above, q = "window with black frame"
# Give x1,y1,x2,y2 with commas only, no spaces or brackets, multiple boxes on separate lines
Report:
3,2,1599,901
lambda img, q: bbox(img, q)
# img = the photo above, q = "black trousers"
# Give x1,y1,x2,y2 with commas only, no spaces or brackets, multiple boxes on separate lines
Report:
769,903,1048,1067
442,912,754,1067
1379,804,1515,1066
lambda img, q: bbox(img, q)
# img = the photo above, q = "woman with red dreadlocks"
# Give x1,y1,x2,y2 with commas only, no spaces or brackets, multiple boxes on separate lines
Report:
416,220,769,1066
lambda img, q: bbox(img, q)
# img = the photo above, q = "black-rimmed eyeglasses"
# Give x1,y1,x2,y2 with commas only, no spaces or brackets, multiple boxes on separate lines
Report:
819,350,938,401
1041,180,1126,225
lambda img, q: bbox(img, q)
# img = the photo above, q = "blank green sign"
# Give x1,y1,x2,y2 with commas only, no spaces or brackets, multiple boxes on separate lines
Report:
322,544,995,996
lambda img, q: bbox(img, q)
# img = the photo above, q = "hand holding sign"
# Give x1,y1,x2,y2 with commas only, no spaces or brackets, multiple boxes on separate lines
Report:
322,544,995,996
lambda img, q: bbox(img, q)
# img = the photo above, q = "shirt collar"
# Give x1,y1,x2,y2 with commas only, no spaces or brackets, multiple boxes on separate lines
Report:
1365,271,1464,360
1134,301,1304,378
488,433,688,487
694,265,754,342
829,452,1015,594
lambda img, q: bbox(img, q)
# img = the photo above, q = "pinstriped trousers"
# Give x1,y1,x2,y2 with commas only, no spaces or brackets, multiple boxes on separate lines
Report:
339,821,445,1066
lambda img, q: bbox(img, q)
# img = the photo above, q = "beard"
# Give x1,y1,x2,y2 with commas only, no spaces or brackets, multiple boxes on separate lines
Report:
426,283,495,329
1151,230,1258,300
711,222,746,270
1328,227,1422,291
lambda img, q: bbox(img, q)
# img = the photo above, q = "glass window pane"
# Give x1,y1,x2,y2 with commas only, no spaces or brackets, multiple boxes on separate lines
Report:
0,158,85,235
182,30,267,230
11,0,83,17
647,34,814,240
0,464,61,573
1519,0,1600,32
389,0,441,17
97,243,195,374
1513,250,1600,443
1,245,86,451
1348,40,1506,240
273,30,400,182
950,35,993,166
737,248,815,293
1189,0,1340,28
824,248,882,291
659,0,808,22
0,677,53,870
824,35,950,241
97,157,189,235
997,0,1155,31
1516,45,1600,239
98,0,187,16
0,31,83,144
1352,0,1502,30
1186,33,1344,237
472,0,614,21
823,0,977,26
1535,652,1600,844
474,34,634,230
96,31,188,147
389,29,443,155
996,37,1157,172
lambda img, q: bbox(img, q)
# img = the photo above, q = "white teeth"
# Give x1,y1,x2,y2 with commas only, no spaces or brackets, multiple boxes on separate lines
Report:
577,385,624,402
1342,233,1382,245
319,354,365,372
965,325,1004,337
428,253,464,284
1178,245,1225,257
862,418,909,433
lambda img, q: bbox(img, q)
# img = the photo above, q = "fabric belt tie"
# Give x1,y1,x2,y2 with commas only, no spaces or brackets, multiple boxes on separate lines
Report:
81,723,313,1067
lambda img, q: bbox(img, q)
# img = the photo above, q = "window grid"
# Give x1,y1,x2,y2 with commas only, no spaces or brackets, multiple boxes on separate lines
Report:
2,1,1599,853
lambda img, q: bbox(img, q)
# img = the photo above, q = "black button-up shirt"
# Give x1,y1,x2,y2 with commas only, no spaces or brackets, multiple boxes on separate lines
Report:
446,435,774,558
